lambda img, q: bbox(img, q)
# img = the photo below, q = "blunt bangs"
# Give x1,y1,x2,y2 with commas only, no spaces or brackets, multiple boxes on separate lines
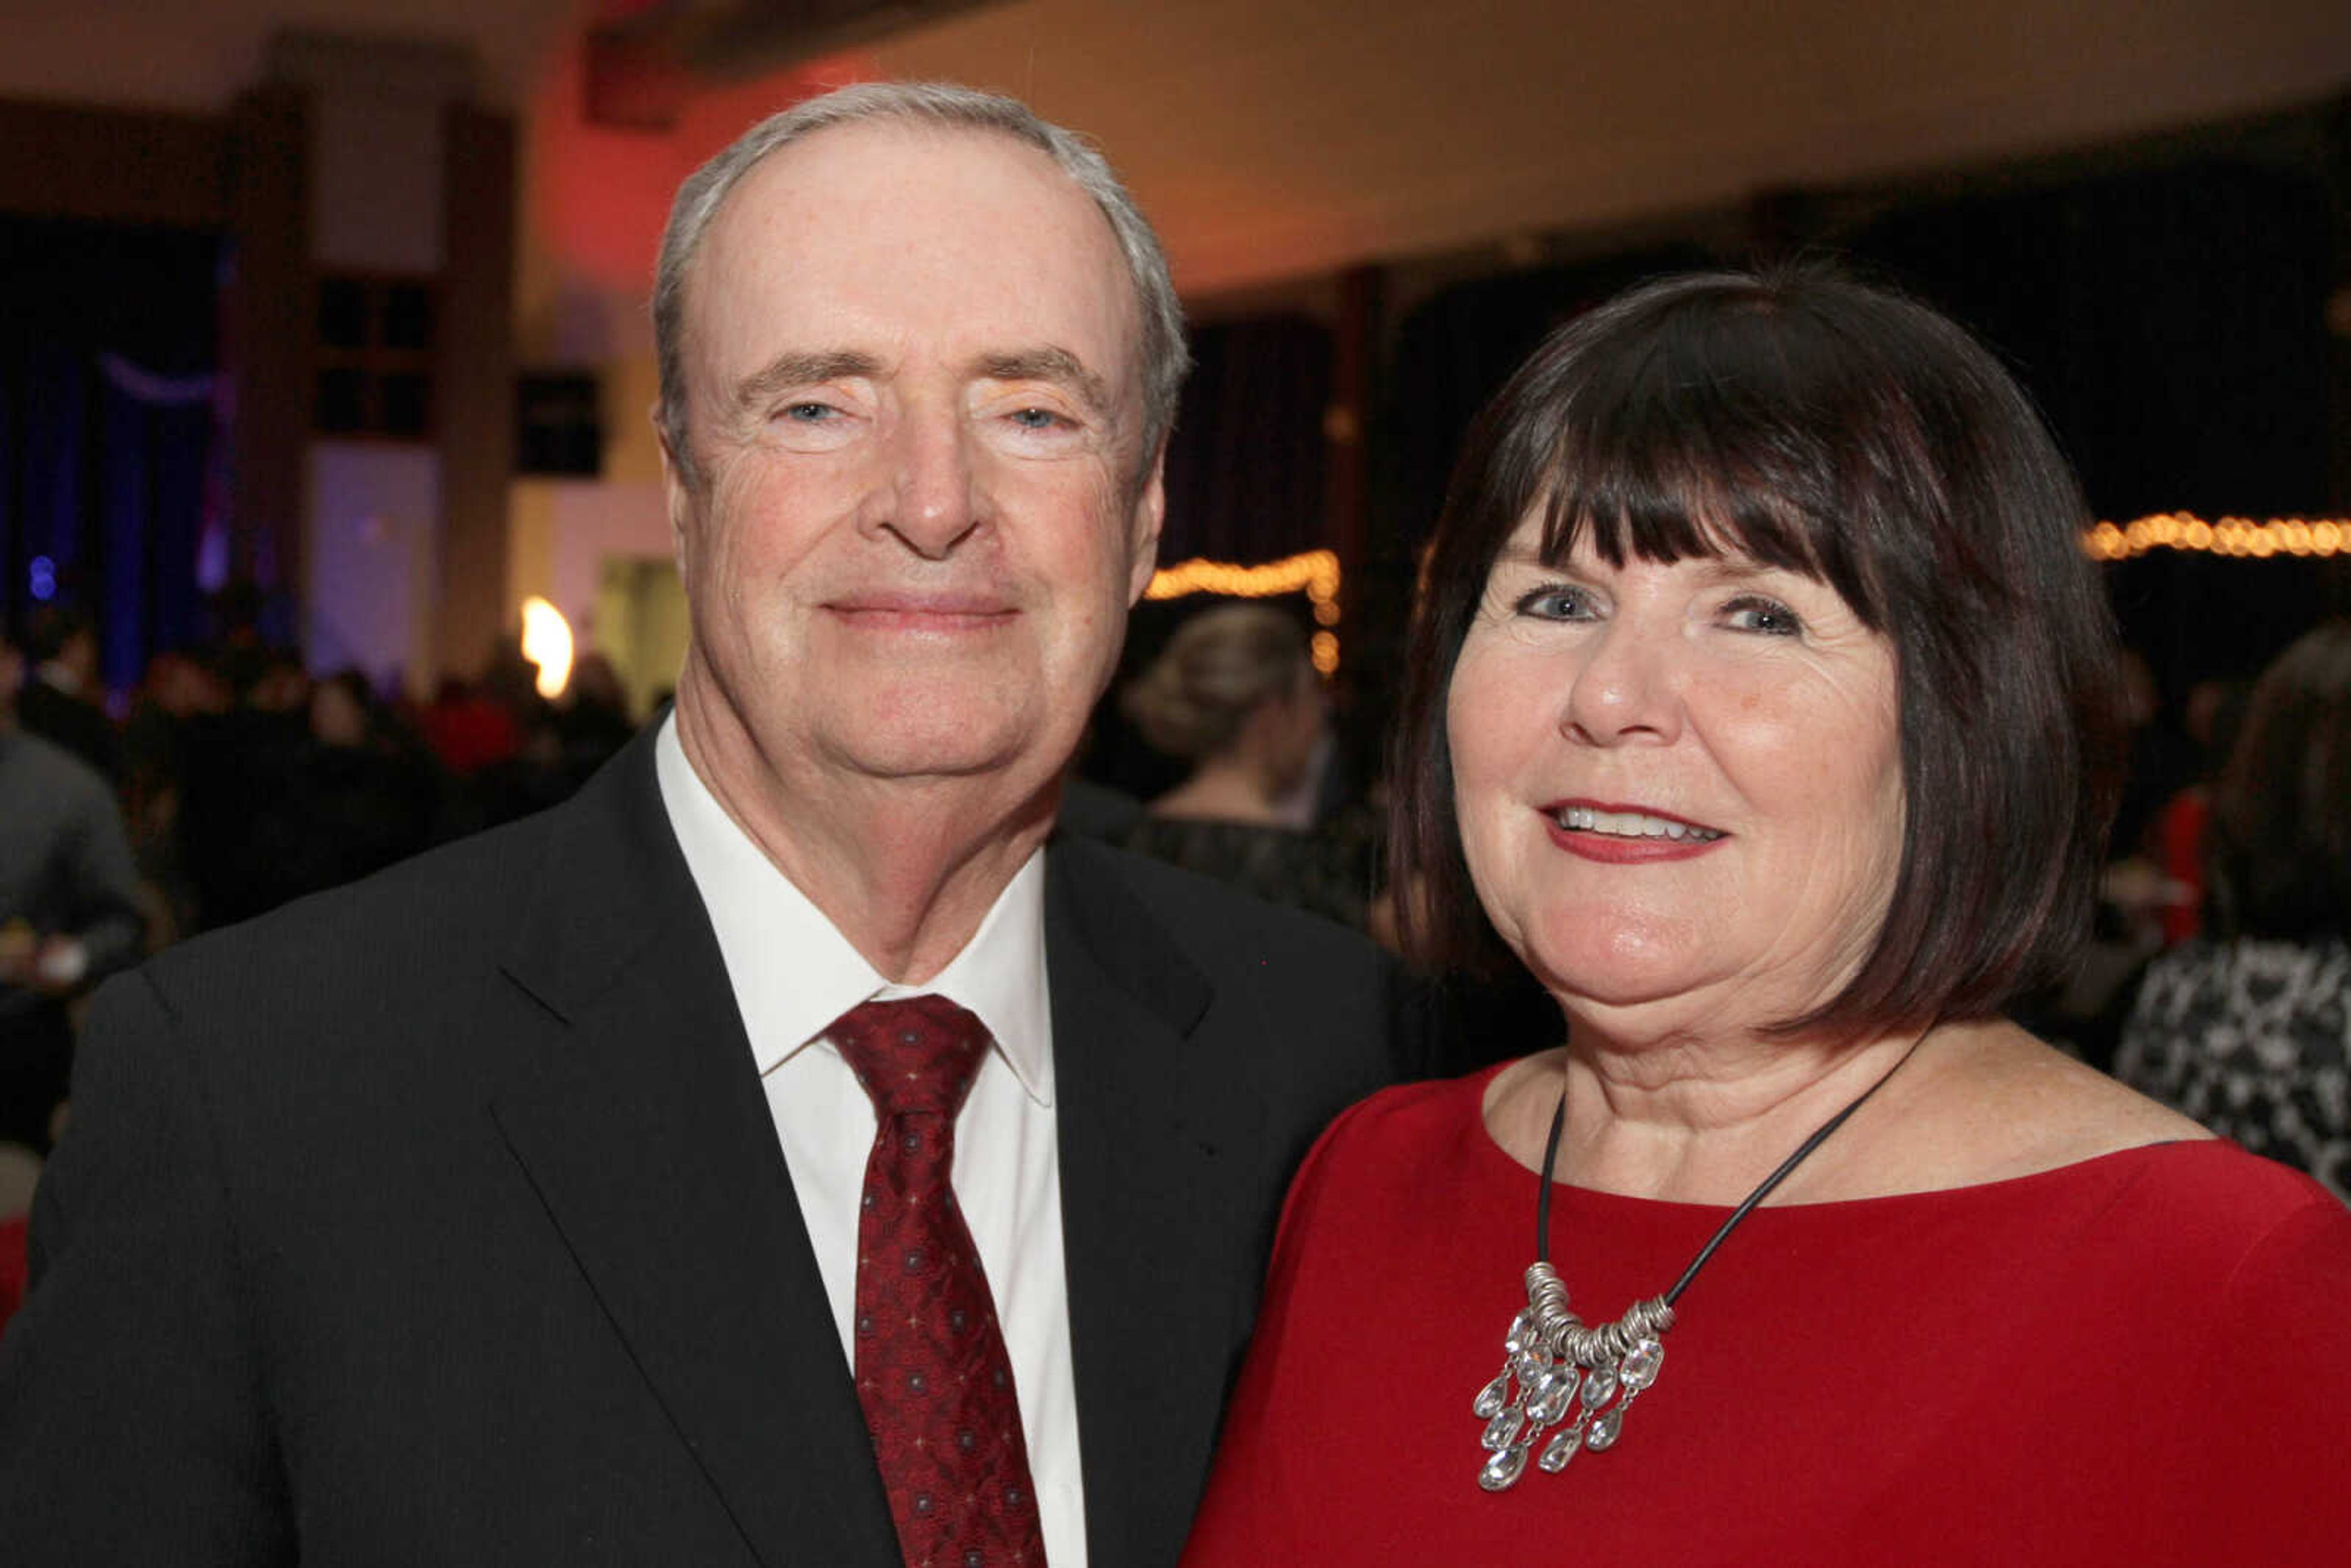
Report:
1523,304,1898,632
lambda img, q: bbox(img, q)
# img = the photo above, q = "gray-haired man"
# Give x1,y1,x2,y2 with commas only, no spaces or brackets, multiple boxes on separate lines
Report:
1,83,1420,1567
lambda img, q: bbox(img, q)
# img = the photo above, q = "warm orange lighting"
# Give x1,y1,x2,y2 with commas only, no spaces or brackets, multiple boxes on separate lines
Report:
520,597,576,699
1147,549,1343,669
2082,513,2351,562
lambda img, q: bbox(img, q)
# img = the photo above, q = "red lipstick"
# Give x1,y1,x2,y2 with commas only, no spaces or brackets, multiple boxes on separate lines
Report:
1540,800,1728,865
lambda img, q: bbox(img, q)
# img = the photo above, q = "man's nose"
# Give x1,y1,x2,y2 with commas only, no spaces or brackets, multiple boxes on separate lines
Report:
872,406,981,558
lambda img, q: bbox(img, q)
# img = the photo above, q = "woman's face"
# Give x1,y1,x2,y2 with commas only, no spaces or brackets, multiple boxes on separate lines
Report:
1446,516,1905,1037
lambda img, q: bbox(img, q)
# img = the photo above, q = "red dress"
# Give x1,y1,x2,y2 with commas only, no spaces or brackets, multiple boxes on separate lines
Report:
1182,1069,2351,1566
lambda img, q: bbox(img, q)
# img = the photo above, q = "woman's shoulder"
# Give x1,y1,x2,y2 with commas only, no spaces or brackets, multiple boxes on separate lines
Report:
2105,1138,2349,1234
2069,1142,2351,1343
1865,1019,2211,1191
1318,1064,1506,1152
1259,1063,1530,1288
1280,1065,1514,1207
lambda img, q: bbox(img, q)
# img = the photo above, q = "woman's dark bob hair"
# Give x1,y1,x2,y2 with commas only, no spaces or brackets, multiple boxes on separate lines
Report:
2207,620,2351,943
1390,265,2126,1038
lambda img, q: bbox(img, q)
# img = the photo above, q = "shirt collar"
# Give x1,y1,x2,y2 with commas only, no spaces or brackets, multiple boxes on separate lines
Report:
654,712,1054,1106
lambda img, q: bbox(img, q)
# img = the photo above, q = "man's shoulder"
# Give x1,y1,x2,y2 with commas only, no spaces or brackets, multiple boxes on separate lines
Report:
143,796,574,1010
1046,835,1436,1080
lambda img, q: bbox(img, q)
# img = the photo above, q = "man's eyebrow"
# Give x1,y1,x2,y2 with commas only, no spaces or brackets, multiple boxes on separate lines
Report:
976,348,1113,418
730,350,882,415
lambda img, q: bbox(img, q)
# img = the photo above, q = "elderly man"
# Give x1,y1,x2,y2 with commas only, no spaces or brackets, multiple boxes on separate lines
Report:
0,84,1419,1567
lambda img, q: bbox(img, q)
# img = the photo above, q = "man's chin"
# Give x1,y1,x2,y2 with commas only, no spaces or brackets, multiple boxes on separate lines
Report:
822,714,1040,787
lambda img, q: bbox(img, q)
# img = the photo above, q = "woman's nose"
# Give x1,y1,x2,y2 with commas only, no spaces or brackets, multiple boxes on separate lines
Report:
1562,621,1683,746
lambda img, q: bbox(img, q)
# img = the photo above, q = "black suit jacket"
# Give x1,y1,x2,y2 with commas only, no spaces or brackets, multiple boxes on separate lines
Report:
0,730,1423,1566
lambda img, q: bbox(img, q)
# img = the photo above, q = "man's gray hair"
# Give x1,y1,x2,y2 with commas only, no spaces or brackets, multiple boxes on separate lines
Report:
653,80,1190,488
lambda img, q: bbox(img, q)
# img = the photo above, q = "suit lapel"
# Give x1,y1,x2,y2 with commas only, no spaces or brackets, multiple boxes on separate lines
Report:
489,735,899,1568
1048,846,1265,1568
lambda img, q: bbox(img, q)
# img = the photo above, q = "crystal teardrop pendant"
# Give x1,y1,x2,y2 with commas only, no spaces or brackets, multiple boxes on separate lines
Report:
1472,1370,1512,1419
1537,1424,1584,1473
1477,1441,1531,1491
1621,1337,1665,1392
1481,1408,1526,1451
1585,1406,1625,1451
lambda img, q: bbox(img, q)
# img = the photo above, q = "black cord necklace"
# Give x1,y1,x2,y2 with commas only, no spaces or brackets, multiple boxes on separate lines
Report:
1474,1031,1929,1491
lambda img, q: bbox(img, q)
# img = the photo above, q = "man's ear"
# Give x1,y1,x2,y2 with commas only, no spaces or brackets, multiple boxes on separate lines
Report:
1125,442,1169,607
656,407,697,584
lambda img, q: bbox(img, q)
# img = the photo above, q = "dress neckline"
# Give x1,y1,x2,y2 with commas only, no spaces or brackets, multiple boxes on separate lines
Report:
1460,1057,2205,1217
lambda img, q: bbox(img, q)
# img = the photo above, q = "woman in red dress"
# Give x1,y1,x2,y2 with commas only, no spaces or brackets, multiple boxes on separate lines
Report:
1180,268,2351,1566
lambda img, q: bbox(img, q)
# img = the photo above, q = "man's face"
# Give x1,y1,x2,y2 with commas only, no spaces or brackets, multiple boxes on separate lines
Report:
664,121,1163,809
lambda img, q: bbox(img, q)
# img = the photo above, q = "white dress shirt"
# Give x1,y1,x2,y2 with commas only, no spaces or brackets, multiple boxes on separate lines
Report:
656,716,1089,1566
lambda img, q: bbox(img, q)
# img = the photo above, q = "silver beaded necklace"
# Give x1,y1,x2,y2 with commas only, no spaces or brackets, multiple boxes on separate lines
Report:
1473,1035,1926,1490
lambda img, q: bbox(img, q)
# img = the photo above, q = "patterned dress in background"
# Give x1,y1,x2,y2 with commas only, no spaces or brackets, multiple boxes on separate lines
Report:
1117,811,1381,933
2116,936,2350,1201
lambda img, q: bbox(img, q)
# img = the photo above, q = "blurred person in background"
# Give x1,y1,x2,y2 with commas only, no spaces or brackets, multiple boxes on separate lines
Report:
0,631,143,1154
15,602,118,782
172,649,314,929
117,650,231,947
2117,620,2351,1201
1117,601,1377,928
268,669,444,904
553,650,640,789
2145,675,2251,947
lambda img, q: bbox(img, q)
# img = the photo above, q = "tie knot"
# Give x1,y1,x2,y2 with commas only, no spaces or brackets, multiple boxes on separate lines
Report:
828,995,991,1119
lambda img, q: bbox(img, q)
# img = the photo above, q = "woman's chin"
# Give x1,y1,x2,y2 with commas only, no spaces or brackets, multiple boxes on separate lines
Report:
1517,928,1706,1010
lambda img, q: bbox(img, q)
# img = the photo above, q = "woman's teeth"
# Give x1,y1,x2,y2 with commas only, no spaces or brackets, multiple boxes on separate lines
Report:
1554,806,1724,842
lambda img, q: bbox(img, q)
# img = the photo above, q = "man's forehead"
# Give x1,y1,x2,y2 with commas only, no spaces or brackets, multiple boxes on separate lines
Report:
700,119,1119,293
684,118,1144,397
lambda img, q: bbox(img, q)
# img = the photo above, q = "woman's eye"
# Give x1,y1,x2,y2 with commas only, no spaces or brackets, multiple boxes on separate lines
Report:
1723,595,1804,636
1512,583,1597,621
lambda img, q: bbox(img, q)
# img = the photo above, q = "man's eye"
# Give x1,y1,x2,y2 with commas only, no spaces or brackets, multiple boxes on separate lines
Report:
1512,584,1597,621
1723,595,1804,636
778,402,841,424
1007,407,1067,430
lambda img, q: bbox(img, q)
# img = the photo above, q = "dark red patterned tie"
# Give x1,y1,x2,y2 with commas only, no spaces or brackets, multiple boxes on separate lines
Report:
828,996,1048,1568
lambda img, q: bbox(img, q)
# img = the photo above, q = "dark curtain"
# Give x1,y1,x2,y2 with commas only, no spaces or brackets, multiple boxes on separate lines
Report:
0,216,219,687
1374,245,1715,569
1843,159,2340,691
1160,313,1333,565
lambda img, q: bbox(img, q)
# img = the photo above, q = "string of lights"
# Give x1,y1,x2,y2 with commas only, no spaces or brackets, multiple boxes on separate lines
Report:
1146,549,1344,673
1141,517,2348,678
2083,514,2350,561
